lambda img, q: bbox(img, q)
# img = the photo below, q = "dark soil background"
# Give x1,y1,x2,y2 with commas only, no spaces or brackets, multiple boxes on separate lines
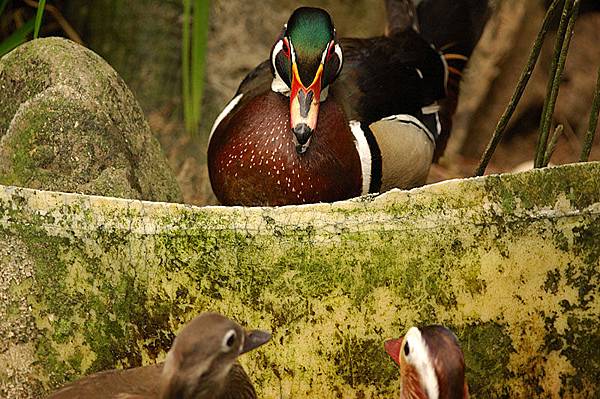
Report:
2,0,599,205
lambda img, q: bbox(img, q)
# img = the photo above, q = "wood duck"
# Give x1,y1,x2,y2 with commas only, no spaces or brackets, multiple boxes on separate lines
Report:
384,325,469,399
47,313,271,399
208,0,489,206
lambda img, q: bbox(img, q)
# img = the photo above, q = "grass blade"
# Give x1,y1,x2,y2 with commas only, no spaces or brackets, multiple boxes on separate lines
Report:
33,0,46,39
474,0,562,176
579,65,600,162
182,0,192,133
0,18,35,57
190,0,210,135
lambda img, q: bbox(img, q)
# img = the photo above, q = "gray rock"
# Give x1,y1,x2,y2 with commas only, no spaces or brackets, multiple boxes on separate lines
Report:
0,37,182,202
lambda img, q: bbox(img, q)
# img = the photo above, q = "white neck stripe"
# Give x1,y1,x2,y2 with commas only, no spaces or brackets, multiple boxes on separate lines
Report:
405,327,439,399
209,93,243,143
349,120,372,195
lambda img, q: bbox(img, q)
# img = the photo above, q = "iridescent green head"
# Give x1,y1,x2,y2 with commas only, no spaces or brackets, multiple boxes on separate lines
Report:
270,7,343,154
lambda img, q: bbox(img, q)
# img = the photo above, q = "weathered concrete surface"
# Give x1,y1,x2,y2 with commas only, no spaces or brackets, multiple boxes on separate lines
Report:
1,162,599,398
0,38,182,203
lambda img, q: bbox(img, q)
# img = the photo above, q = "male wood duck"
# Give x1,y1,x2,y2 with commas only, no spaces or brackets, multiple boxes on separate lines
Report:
384,325,469,399
208,0,489,206
47,313,271,399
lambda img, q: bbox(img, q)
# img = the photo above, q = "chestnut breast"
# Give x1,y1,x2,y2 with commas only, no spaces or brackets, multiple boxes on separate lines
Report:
208,91,362,206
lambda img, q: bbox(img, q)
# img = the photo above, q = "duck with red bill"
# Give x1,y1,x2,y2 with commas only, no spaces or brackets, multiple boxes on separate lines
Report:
384,325,469,399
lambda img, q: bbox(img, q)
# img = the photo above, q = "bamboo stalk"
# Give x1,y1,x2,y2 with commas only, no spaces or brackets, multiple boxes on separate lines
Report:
579,65,600,162
534,0,580,168
474,0,562,176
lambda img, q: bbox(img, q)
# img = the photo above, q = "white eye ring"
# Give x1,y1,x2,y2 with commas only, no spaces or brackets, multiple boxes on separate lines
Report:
222,329,237,351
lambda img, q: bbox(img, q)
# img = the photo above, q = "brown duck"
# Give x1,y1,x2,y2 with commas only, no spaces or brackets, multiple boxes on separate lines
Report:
385,325,469,399
47,313,271,399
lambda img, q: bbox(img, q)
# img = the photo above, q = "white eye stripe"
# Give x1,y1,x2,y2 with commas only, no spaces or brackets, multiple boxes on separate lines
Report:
320,42,330,64
404,327,439,399
320,42,343,77
289,41,297,63
271,40,284,70
334,43,343,74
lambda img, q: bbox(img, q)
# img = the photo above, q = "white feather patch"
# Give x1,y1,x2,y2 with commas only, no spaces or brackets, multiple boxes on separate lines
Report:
404,327,439,399
349,120,372,195
440,52,449,89
209,93,243,143
334,43,343,75
271,40,291,95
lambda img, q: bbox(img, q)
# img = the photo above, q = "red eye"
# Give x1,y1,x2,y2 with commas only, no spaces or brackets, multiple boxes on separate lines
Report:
326,41,335,61
282,38,290,58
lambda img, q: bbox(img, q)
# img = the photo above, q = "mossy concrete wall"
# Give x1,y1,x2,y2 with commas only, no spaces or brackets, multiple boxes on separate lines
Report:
1,162,599,398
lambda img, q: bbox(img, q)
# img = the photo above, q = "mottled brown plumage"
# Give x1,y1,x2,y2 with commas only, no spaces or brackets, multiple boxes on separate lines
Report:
47,313,271,399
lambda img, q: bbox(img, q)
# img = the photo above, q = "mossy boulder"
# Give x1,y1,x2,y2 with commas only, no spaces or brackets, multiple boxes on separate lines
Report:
0,37,182,202
1,162,599,398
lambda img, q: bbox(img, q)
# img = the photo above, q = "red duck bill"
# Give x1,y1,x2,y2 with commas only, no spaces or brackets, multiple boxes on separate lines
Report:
290,62,323,154
384,337,403,365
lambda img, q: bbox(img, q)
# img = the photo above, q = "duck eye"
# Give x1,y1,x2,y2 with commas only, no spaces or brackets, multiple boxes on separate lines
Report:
282,38,290,57
222,330,237,351
326,41,335,61
404,342,410,357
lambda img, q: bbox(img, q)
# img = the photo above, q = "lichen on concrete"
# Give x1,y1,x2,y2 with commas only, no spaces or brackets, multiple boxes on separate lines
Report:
0,162,599,398
0,37,182,203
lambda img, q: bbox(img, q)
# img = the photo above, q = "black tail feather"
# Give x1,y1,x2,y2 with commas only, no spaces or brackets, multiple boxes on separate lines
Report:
416,0,491,59
415,0,491,160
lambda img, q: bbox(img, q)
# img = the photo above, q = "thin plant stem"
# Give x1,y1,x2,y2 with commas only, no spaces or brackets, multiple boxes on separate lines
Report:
543,124,564,165
190,0,209,136
33,0,46,39
474,0,562,176
182,0,192,133
24,0,84,44
535,0,580,167
536,0,572,163
579,65,600,162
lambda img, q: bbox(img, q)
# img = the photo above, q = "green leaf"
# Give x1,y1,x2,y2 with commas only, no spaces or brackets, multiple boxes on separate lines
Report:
190,0,210,136
182,0,192,133
33,0,47,39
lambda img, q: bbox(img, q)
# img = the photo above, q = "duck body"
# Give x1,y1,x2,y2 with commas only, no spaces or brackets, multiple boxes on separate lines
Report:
208,81,363,205
47,313,271,399
385,325,469,399
46,363,254,399
208,1,488,206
